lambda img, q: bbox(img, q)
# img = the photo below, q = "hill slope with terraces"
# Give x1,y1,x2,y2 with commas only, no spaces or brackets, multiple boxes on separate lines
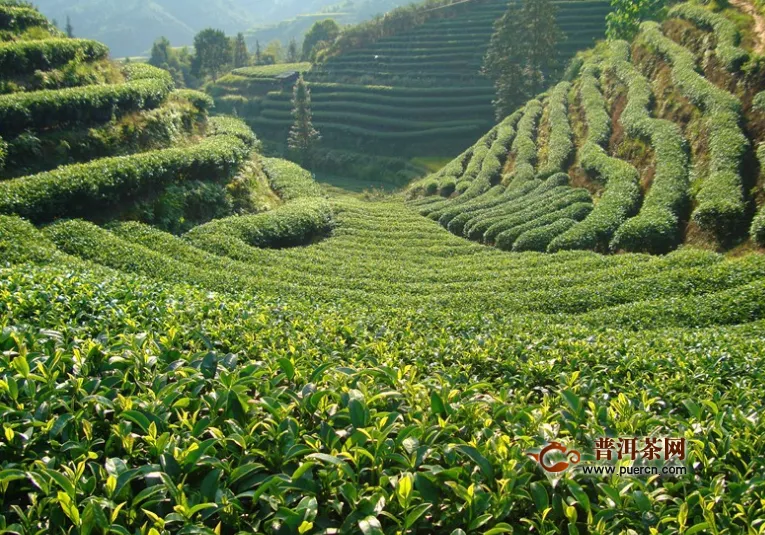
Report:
410,2,765,254
208,0,611,184
2,1,765,534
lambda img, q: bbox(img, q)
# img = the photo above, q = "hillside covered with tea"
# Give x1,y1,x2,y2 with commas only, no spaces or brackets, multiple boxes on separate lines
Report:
1,0,765,534
410,2,765,254
208,0,611,184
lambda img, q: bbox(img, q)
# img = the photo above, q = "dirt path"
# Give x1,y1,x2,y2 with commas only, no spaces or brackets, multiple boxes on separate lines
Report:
730,0,765,55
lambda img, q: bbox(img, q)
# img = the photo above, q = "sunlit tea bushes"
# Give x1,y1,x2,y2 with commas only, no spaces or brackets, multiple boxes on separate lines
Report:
497,202,592,251
507,99,544,187
170,89,215,113
186,197,333,250
607,40,690,254
640,21,747,239
207,115,259,149
537,82,574,179
668,3,748,70
0,38,108,76
261,157,324,200
409,7,763,255
0,4,48,33
511,216,580,252
0,77,174,137
0,135,249,222
549,60,641,252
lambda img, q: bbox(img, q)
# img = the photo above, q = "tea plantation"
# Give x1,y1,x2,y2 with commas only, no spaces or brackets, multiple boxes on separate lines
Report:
207,0,610,184
411,3,765,255
2,0,765,534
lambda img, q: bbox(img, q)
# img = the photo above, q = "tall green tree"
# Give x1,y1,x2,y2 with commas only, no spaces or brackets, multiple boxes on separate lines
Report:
287,38,300,63
149,37,172,67
483,0,563,120
65,15,73,38
232,33,249,68
606,0,667,41
255,40,262,65
263,40,283,64
192,28,232,81
288,75,321,166
302,19,340,61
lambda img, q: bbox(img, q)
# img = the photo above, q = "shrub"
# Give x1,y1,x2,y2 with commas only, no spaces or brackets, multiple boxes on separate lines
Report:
439,178,456,197
185,197,334,249
668,4,748,71
448,182,541,236
207,115,260,150
0,214,57,264
639,22,746,238
753,91,765,112
0,78,174,138
424,179,439,196
538,82,574,179
122,62,174,84
510,100,544,175
261,157,324,200
461,175,568,239
607,39,690,253
495,201,592,250
751,143,765,246
0,135,249,223
170,89,215,113
513,218,580,252
752,209,765,247
549,59,641,252
0,38,109,76
0,5,48,32
552,142,641,252
480,188,591,243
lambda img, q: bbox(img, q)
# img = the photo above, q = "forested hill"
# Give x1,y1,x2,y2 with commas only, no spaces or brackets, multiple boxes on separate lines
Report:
31,0,351,57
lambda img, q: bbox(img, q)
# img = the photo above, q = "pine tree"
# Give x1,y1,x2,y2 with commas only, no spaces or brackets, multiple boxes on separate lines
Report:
255,40,262,65
288,75,321,166
287,38,299,63
483,0,563,120
233,33,249,68
65,15,74,38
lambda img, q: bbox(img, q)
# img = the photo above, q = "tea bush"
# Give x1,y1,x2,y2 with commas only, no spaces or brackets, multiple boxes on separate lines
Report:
170,89,215,113
668,3,748,70
0,38,108,76
185,197,334,250
0,77,174,137
0,4,47,32
640,22,747,239
507,99,544,188
207,115,260,149
3,191,765,533
549,61,641,252
497,202,592,250
512,217,579,252
537,82,574,179
608,39,690,254
0,135,249,222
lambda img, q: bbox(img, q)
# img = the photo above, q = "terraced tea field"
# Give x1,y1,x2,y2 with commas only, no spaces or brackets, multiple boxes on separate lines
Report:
211,0,610,162
2,0,765,533
411,3,765,255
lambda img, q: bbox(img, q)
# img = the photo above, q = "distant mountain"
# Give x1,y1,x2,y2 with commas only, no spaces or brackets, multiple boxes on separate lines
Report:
31,0,349,58
243,0,407,49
